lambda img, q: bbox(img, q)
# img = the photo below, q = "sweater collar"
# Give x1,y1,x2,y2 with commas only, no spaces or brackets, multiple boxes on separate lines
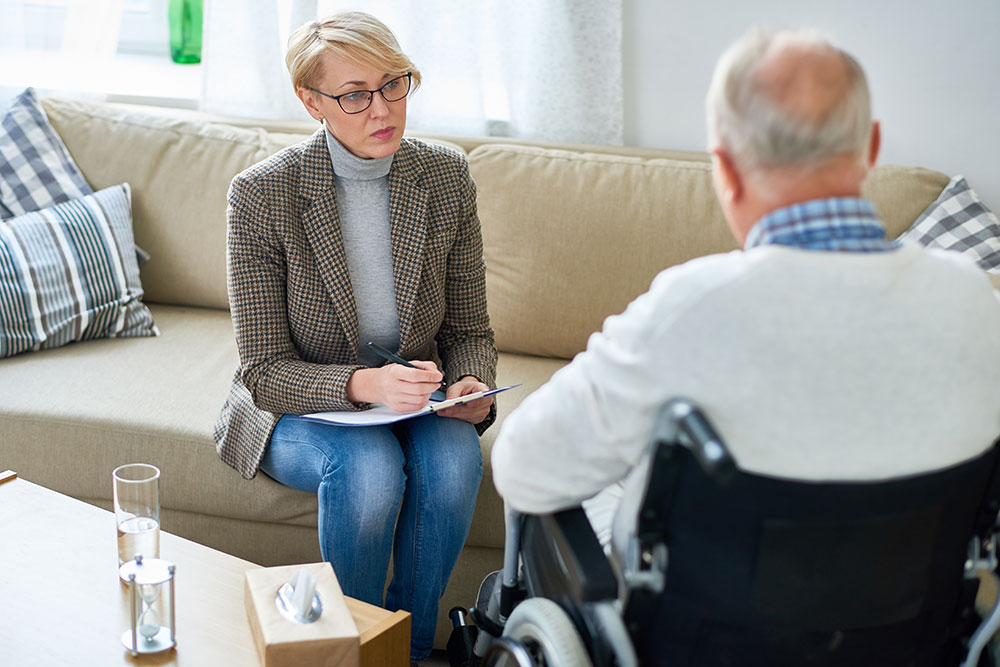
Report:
324,123,394,181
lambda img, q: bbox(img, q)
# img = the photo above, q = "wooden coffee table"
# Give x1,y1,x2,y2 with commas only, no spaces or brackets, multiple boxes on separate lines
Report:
0,473,409,666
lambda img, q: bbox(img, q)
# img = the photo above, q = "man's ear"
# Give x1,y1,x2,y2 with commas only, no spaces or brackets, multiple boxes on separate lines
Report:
867,120,881,167
711,148,744,204
296,87,324,122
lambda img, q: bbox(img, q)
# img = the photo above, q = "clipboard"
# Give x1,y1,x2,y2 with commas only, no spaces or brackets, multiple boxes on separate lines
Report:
427,385,517,412
302,384,520,427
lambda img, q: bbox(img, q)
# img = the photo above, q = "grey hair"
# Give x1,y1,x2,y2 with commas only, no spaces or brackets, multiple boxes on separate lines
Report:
706,28,872,170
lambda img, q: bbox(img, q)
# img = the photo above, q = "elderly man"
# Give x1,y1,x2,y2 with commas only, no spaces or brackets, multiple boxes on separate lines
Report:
491,28,1000,543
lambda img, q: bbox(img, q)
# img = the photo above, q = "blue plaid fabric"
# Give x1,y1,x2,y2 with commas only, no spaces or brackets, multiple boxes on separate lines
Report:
745,197,898,252
0,87,93,220
0,184,157,359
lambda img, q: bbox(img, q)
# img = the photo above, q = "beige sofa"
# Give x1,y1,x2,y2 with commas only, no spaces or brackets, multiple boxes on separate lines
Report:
0,96,973,647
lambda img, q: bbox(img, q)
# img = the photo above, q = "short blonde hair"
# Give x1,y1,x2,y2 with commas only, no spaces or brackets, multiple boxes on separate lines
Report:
285,11,421,93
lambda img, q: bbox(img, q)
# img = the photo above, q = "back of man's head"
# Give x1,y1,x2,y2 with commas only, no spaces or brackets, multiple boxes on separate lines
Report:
706,28,872,174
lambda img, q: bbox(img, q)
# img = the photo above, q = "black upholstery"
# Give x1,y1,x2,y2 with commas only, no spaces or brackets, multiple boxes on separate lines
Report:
624,440,1000,667
521,508,618,604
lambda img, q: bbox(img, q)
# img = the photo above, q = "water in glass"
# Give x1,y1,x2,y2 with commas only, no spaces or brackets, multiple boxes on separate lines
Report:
117,516,160,565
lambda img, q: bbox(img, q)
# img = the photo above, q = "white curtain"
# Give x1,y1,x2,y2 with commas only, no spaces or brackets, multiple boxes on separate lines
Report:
202,0,623,145
0,0,123,57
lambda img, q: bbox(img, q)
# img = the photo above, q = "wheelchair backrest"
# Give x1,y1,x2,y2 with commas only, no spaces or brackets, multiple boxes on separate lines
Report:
625,419,1000,667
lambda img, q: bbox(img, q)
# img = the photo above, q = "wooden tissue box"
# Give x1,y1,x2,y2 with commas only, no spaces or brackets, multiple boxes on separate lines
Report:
245,562,360,667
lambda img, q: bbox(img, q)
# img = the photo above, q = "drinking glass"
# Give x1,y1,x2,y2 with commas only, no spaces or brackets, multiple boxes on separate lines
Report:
113,464,161,569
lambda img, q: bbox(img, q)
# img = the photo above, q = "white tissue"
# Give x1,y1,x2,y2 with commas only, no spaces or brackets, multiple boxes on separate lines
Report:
290,569,318,621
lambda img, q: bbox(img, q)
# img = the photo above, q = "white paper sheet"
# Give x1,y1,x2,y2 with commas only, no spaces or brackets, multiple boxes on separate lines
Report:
301,385,520,427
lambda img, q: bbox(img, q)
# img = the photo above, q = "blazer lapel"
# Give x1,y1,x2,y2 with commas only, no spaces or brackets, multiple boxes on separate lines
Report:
389,141,428,350
298,129,360,353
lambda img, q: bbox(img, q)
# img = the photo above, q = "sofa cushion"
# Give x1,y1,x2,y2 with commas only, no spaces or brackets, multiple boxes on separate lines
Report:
0,184,157,358
39,98,287,310
469,352,568,547
0,304,319,525
860,165,953,239
471,143,952,360
0,88,93,219
0,302,535,551
898,176,1000,273
471,144,737,359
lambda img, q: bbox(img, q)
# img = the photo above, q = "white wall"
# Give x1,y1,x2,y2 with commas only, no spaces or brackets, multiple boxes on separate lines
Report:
623,0,1000,211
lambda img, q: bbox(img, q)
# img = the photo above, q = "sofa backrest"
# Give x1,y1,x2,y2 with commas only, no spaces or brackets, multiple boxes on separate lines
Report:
471,144,952,359
43,97,280,310
41,97,952,360
39,97,461,311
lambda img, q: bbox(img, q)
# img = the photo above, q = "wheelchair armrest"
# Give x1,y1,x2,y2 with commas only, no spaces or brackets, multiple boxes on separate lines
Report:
521,506,619,603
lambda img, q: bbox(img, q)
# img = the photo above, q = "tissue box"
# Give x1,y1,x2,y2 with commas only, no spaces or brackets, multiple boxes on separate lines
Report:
245,562,360,667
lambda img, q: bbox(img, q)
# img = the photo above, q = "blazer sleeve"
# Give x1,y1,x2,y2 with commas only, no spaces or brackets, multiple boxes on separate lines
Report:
227,172,367,415
435,158,499,431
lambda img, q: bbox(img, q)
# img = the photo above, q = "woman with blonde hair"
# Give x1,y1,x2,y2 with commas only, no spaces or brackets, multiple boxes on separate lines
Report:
214,11,497,662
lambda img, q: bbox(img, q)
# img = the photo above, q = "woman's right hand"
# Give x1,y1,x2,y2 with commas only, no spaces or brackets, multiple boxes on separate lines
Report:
346,361,443,412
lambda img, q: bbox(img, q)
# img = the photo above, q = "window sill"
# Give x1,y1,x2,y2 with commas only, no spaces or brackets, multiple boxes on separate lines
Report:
0,51,201,109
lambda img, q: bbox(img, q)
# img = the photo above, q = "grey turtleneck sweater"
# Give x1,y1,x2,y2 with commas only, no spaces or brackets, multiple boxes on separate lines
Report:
325,126,401,368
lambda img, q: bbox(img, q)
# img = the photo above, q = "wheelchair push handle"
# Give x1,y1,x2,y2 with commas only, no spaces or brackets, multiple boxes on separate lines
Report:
661,398,737,483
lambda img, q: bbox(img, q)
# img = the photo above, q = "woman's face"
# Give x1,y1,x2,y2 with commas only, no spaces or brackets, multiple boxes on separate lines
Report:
298,51,408,160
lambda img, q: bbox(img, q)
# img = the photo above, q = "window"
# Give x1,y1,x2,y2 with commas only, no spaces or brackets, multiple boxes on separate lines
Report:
118,0,169,56
0,0,200,108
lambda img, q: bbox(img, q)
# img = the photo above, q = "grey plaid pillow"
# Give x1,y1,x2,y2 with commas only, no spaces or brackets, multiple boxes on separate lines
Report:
0,88,150,264
899,176,1000,273
0,87,93,218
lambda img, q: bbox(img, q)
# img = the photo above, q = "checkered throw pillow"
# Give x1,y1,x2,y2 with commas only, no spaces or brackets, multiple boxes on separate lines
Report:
0,88,93,219
0,184,158,359
899,176,1000,273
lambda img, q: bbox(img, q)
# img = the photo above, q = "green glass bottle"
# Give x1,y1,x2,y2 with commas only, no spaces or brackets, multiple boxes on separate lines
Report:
168,0,203,64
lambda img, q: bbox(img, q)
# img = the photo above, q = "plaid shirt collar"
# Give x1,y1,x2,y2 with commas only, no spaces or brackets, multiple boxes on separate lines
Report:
745,197,899,252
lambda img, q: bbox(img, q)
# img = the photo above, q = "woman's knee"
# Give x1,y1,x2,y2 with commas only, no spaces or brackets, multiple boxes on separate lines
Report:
406,417,484,503
322,428,405,494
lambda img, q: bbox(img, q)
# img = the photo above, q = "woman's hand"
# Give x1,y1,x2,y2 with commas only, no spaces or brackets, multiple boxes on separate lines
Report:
436,376,493,424
347,361,443,412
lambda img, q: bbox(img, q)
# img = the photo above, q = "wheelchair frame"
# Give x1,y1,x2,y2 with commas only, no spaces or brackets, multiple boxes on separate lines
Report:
448,399,1000,667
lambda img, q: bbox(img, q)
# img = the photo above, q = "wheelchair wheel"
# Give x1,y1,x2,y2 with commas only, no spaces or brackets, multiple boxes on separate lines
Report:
487,598,593,667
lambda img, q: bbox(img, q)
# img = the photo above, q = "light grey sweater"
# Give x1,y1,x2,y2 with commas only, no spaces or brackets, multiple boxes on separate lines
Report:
494,244,1000,515
325,127,400,367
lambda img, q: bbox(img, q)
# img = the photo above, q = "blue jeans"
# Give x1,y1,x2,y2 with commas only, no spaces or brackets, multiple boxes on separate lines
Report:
260,413,483,661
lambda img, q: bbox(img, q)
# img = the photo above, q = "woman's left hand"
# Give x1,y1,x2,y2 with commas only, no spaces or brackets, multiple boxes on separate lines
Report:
436,376,493,424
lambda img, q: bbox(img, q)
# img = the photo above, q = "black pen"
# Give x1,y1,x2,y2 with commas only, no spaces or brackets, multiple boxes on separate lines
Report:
366,341,447,389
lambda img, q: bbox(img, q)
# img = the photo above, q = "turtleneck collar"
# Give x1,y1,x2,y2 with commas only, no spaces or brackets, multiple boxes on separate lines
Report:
324,123,394,181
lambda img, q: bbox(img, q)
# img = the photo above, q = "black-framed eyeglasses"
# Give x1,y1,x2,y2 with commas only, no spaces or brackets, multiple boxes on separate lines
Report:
309,73,412,115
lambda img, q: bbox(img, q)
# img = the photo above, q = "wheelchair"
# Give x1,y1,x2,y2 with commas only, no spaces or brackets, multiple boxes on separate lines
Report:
447,399,1000,667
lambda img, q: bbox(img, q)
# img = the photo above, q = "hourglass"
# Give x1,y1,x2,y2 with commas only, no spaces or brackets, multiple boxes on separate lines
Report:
120,555,176,655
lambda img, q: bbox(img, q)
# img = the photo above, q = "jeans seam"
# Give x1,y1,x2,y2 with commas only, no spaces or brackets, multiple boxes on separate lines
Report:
405,429,423,616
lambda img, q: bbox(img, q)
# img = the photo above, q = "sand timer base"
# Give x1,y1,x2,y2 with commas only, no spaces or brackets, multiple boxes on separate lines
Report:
122,627,176,654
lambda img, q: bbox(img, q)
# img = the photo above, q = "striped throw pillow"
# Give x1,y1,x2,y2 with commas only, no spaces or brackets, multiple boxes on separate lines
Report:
0,183,157,358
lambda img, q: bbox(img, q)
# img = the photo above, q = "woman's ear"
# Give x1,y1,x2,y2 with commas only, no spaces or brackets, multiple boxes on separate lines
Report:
296,87,324,122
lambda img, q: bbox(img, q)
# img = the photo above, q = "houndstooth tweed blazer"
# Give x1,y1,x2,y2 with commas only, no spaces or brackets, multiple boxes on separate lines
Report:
214,129,498,479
